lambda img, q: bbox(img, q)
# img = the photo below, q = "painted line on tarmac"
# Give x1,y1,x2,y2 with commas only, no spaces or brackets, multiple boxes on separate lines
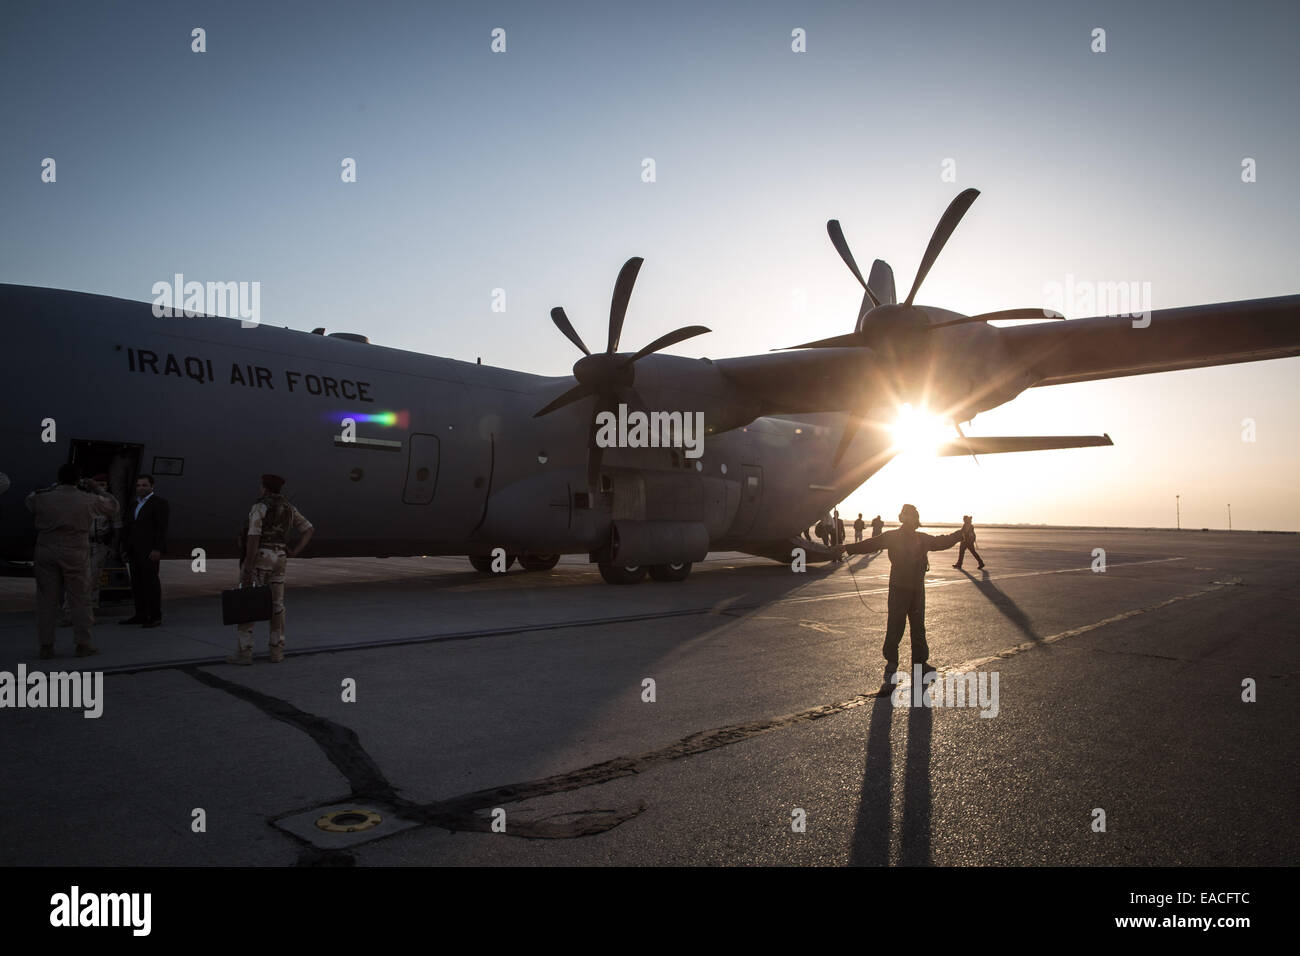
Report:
939,581,1229,674
787,556,1188,606
444,583,1237,816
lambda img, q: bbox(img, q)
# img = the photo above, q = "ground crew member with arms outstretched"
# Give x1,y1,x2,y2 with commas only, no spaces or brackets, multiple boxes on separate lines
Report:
26,463,120,658
838,504,962,681
228,474,313,665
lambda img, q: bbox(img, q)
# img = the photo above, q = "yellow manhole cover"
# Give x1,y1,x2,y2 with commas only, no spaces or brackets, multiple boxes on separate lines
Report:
315,808,382,833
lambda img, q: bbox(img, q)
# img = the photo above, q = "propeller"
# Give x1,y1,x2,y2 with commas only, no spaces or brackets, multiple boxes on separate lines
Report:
797,189,1069,462
809,189,1065,347
534,257,711,489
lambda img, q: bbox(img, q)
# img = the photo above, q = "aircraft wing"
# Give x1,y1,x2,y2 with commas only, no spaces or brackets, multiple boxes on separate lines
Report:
1000,295,1300,388
713,348,873,413
935,434,1113,456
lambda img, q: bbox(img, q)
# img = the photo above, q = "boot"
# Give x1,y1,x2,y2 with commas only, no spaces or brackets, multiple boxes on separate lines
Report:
268,643,284,664
75,644,99,658
226,647,253,666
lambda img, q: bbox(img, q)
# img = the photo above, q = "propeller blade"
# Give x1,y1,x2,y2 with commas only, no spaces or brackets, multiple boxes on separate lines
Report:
833,414,863,466
827,220,881,307
969,308,1064,322
549,307,591,356
781,331,868,350
904,188,980,307
955,422,980,467
619,325,711,367
923,309,1064,332
585,398,616,489
615,386,648,415
534,380,597,417
867,259,896,307
607,257,644,355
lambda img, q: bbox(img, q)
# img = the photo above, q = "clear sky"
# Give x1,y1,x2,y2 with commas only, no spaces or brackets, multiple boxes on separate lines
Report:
3,0,1297,530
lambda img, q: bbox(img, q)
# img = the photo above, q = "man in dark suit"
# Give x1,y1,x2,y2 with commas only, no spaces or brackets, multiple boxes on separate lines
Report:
120,474,168,627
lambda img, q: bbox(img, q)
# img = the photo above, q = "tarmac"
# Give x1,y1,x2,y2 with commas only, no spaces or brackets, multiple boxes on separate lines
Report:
0,528,1295,865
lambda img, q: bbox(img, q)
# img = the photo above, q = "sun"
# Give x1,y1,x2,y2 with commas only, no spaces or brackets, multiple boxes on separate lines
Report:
888,403,952,457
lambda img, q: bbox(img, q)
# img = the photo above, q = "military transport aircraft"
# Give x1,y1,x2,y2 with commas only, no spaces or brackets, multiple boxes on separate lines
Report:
2,189,1297,583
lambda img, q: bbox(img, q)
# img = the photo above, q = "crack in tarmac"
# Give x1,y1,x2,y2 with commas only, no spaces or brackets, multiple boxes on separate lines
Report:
183,666,644,845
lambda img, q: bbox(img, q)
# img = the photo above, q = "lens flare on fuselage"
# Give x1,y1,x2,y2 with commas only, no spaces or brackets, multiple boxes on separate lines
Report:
328,410,410,428
888,403,950,457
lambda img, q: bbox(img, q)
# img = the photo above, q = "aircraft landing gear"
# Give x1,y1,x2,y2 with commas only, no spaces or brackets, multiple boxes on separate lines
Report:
598,562,647,585
518,553,560,572
648,561,692,582
469,554,515,574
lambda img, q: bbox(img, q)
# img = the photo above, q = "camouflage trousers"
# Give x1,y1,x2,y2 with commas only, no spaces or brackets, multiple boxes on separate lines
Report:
36,540,93,651
236,547,287,651
59,542,110,621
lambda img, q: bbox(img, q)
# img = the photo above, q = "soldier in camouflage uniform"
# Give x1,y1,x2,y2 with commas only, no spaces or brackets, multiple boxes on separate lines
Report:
59,473,119,624
26,463,121,658
228,473,313,665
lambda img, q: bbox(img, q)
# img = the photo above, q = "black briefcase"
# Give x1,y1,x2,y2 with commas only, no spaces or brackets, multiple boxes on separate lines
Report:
221,584,272,625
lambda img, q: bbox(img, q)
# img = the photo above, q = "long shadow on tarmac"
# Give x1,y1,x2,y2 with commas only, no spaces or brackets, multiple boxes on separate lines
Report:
849,693,895,865
959,569,1041,643
848,684,934,865
899,702,932,864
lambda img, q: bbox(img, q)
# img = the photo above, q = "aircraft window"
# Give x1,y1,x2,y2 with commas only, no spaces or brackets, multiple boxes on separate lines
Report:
694,461,703,472
720,463,728,475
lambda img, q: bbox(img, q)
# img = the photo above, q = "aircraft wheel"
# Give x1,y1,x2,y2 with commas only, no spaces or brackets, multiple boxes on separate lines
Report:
648,561,692,582
518,553,561,572
598,562,647,585
469,553,515,574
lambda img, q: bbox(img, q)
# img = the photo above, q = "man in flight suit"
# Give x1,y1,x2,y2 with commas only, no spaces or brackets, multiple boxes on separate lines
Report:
838,504,962,681
953,515,985,571
228,474,313,665
26,463,121,658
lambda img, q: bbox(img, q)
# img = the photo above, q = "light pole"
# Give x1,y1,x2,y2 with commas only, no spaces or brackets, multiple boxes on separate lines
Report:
1227,504,1232,531
1176,494,1180,530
